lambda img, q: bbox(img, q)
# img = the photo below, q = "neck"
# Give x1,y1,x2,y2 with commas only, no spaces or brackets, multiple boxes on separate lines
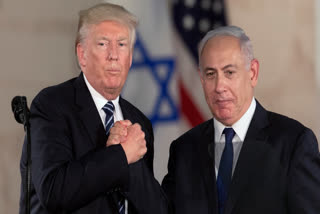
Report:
101,88,120,101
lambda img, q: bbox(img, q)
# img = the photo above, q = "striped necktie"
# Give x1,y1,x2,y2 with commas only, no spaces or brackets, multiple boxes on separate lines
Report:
102,101,114,135
102,101,125,214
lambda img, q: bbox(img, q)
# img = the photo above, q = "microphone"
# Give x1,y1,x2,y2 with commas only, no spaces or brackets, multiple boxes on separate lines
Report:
12,96,32,214
11,96,30,124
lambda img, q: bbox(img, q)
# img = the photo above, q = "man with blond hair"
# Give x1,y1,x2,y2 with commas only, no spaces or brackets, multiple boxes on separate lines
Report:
20,3,168,214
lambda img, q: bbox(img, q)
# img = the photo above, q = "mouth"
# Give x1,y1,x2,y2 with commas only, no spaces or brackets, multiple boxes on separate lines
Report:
105,63,121,73
215,99,232,106
105,69,121,74
106,69,120,72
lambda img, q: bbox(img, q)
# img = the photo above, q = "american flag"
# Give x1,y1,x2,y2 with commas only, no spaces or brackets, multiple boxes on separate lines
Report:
172,0,228,127
172,0,228,62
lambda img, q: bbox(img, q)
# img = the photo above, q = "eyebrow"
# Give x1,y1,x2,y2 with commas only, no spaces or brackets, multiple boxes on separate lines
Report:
204,67,217,72
204,64,237,72
98,36,109,41
222,64,237,70
98,36,128,41
117,38,129,42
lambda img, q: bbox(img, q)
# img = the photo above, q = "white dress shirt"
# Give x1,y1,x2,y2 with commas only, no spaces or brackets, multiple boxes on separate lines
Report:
83,74,124,123
214,98,256,178
83,74,128,213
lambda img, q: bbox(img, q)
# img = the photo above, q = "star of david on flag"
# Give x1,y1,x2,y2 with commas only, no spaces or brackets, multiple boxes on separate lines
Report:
107,0,227,181
124,34,179,127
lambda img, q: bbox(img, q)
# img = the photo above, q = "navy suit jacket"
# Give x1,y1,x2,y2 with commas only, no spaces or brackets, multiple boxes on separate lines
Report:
20,73,168,214
162,101,320,214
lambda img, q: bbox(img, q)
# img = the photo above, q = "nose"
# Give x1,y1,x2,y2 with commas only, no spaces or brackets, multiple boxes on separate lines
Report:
107,43,118,61
215,75,226,94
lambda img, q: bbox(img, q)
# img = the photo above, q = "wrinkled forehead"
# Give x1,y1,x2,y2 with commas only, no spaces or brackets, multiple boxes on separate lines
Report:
199,36,245,69
201,35,241,55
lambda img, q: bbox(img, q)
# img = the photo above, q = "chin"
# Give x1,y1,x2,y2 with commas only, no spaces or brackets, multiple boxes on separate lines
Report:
103,79,121,88
215,112,234,123
104,83,123,92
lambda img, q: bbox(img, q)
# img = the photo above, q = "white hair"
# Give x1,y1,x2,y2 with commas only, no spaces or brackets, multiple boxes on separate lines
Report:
198,26,254,70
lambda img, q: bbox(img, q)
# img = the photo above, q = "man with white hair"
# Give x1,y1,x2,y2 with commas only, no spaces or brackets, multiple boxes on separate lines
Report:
20,3,168,214
162,26,320,214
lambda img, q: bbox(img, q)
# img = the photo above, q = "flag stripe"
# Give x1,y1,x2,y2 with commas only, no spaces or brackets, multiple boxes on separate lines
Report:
174,0,227,128
179,78,205,127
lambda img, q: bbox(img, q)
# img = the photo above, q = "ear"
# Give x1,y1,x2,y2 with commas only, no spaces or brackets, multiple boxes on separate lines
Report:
129,48,133,68
249,59,259,87
76,43,86,68
198,68,205,84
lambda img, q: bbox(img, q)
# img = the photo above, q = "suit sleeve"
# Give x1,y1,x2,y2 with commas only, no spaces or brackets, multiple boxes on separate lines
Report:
287,128,320,213
126,160,170,214
29,93,129,212
161,140,177,212
126,117,170,214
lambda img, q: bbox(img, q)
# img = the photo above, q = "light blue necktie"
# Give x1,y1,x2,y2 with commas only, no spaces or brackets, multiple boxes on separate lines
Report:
217,128,235,214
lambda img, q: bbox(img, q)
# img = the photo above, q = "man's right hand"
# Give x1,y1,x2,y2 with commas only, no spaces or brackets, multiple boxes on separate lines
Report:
107,120,131,146
121,123,147,164
107,120,147,164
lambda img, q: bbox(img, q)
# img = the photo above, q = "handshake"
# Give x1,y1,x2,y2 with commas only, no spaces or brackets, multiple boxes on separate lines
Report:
106,120,147,164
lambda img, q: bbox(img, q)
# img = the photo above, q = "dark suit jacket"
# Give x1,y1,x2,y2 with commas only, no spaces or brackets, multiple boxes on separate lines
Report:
20,73,168,214
162,100,320,214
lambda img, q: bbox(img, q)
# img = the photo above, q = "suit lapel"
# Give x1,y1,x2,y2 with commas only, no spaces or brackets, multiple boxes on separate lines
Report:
196,120,219,214
74,73,107,148
224,101,270,214
119,97,138,123
119,97,131,121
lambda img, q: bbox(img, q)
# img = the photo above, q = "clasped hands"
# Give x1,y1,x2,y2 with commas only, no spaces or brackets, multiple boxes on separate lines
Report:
106,120,147,164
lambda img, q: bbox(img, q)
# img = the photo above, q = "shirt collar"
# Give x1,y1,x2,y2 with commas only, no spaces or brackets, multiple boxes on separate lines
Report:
83,73,120,110
214,98,256,142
